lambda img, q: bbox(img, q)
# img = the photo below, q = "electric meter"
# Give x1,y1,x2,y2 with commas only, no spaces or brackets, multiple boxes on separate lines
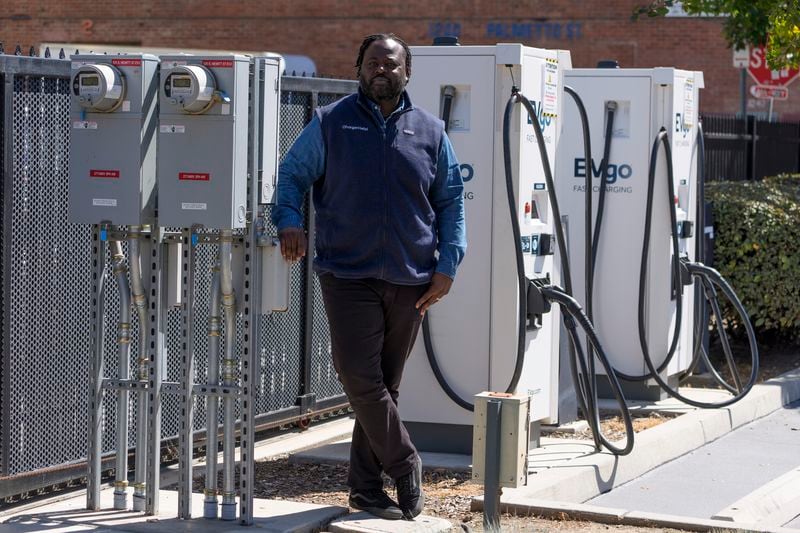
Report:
164,65,217,113
68,54,159,225
72,63,125,112
157,55,250,229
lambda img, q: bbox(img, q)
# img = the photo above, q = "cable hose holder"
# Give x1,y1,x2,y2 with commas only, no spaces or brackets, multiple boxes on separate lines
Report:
562,86,600,449
585,101,617,390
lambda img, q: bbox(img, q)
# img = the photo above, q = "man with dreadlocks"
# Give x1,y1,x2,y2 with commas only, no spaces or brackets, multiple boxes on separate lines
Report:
272,33,466,520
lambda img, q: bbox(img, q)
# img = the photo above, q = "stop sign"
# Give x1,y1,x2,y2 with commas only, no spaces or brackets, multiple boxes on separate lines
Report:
748,45,800,87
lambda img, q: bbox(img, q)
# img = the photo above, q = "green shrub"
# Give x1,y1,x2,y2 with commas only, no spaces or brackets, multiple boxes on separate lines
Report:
705,174,800,340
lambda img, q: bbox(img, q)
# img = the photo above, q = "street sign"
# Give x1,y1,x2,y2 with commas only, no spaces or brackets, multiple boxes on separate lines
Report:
733,47,749,68
747,45,800,87
750,85,789,100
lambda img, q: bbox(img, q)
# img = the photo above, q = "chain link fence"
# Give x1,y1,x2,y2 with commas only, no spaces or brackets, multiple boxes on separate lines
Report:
0,53,356,499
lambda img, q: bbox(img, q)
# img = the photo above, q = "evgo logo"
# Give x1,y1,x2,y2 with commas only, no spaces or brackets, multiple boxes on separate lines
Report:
573,158,632,184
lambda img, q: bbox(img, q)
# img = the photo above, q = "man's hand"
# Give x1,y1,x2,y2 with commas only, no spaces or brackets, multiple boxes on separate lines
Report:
278,227,307,262
415,272,454,316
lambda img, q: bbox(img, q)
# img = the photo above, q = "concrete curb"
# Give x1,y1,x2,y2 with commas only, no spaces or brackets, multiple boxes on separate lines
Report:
486,369,800,504
471,497,798,533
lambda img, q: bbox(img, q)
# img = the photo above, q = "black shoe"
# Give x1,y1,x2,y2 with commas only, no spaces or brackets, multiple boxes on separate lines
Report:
396,457,425,519
348,488,404,520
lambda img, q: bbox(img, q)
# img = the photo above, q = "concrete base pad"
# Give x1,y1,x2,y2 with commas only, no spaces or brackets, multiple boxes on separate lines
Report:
290,440,472,473
329,513,452,532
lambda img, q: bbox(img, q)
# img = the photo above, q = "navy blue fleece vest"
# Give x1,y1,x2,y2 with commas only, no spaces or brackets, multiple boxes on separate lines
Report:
314,91,444,284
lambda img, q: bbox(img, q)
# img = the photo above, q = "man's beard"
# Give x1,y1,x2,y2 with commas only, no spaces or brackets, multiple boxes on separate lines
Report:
361,75,403,102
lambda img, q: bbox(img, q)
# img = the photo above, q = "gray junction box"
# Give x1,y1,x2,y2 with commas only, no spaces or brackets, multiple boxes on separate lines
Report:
157,55,250,229
68,54,159,225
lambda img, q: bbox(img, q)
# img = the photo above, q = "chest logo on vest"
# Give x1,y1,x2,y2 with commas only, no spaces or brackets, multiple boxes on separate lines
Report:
342,124,369,132
403,129,415,135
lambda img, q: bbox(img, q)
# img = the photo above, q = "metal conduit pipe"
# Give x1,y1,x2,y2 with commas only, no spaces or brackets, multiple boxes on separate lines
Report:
219,230,237,521
127,226,149,511
111,238,132,510
204,265,222,519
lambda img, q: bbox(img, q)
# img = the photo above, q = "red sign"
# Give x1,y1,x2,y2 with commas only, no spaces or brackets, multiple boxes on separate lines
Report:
202,60,234,68
90,169,120,178
750,85,789,100
747,46,799,87
179,172,210,181
111,58,142,67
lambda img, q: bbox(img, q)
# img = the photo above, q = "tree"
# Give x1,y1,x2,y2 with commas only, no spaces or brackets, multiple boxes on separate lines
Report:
634,0,800,69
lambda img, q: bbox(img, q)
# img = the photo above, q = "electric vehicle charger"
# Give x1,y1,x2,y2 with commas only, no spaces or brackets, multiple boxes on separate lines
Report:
504,87,634,455
423,80,635,455
580,106,758,406
565,72,758,408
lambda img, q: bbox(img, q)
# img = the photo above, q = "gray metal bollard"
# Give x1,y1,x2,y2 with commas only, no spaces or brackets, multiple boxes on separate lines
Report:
483,398,503,532
472,392,530,533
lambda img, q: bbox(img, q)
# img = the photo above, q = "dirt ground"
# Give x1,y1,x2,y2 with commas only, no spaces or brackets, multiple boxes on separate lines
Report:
236,456,690,532
234,341,799,533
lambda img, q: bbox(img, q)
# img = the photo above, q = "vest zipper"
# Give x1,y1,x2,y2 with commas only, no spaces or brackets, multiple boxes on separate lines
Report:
380,127,388,280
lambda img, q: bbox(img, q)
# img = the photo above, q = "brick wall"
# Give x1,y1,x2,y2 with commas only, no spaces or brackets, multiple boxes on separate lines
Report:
1,0,797,119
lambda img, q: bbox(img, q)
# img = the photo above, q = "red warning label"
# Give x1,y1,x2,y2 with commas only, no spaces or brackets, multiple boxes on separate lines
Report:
202,59,234,68
179,172,210,181
111,58,142,67
90,169,120,178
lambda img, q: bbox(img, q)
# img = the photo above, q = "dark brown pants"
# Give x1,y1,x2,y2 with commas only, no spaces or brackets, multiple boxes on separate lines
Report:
319,274,426,490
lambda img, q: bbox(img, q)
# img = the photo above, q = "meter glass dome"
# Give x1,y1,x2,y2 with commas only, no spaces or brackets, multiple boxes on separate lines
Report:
74,64,125,112
168,65,216,113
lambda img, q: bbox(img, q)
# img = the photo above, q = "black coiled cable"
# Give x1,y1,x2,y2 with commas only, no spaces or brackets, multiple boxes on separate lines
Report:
636,128,759,408
422,84,525,412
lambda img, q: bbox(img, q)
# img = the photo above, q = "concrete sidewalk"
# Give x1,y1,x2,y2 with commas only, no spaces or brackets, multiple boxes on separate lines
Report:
476,368,800,532
0,416,355,532
0,416,452,533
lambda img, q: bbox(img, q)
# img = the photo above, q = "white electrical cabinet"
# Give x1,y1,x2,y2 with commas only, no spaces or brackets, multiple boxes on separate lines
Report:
555,68,703,392
400,44,568,453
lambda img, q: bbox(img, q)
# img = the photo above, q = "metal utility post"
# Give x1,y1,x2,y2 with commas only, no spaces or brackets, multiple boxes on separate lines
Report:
483,399,503,532
146,228,167,516
740,67,747,118
178,228,198,519
87,225,108,511
473,392,530,531
733,47,749,119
